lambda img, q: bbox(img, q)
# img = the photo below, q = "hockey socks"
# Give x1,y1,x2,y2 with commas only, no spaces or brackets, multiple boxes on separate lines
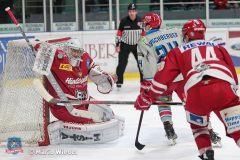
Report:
158,106,173,123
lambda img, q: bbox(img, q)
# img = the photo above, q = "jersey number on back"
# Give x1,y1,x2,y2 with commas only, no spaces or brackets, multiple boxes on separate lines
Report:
155,41,178,64
191,47,219,67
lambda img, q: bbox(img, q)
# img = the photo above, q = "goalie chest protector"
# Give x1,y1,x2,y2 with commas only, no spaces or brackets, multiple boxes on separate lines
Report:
47,50,93,101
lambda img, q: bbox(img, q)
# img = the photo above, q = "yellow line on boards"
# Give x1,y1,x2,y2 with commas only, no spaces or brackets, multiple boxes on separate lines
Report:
124,72,140,80
236,68,240,75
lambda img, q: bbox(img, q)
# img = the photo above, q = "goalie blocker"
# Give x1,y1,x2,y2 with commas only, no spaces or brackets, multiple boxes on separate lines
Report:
33,38,124,145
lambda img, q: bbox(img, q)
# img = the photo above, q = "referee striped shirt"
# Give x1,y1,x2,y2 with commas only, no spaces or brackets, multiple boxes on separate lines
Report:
116,16,143,46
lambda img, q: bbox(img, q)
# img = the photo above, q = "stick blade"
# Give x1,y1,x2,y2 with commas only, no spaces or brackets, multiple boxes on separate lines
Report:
135,141,145,150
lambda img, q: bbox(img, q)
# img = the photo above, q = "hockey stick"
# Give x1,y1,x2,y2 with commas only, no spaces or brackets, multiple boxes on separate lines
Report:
5,7,102,121
33,78,183,106
57,100,182,106
135,111,145,150
5,7,34,51
32,79,102,121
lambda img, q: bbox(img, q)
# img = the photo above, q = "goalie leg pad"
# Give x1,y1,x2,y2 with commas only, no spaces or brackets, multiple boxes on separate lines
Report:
220,105,240,134
88,98,115,122
48,117,125,145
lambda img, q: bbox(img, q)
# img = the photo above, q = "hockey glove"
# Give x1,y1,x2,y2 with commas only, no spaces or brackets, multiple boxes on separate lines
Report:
140,80,152,93
134,91,153,111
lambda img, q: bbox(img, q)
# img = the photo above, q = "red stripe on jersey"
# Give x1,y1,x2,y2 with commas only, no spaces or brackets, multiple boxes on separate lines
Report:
186,63,234,81
152,85,166,93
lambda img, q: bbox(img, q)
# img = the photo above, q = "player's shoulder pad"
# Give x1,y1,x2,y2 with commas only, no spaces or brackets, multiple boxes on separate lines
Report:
55,49,67,60
217,45,229,54
138,37,150,52
139,36,147,44
81,52,92,69
81,51,91,59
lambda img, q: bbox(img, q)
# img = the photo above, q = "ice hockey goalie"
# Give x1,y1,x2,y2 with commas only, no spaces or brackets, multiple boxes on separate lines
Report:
34,38,124,145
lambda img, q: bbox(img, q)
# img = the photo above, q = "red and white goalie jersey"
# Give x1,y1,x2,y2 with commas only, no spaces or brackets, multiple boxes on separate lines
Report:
34,43,115,124
46,49,93,123
34,40,125,145
150,40,238,97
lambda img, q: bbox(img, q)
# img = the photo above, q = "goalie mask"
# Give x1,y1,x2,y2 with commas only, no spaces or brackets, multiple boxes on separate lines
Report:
66,39,84,67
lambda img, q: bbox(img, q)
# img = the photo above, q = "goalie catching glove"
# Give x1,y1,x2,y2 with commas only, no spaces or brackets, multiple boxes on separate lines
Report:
89,64,116,94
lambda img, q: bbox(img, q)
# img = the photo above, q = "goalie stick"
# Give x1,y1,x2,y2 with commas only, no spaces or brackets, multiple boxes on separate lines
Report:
4,7,101,121
33,79,183,106
32,78,102,121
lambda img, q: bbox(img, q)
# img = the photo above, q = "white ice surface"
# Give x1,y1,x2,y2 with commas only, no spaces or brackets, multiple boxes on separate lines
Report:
0,79,239,160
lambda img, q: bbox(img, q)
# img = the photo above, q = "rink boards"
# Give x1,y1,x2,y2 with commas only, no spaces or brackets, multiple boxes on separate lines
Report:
1,28,240,76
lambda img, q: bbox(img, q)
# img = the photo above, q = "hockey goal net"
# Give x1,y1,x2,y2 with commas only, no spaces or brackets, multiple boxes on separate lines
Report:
0,37,71,146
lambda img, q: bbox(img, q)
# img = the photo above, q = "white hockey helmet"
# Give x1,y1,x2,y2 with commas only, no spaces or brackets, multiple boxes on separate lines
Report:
66,38,83,54
66,38,84,67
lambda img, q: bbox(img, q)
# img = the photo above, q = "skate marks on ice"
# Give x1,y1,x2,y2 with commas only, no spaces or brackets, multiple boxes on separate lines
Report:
0,127,199,160
0,127,238,160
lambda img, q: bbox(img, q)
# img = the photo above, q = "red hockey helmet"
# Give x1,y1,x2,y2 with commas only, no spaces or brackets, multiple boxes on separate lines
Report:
182,19,206,41
142,13,162,30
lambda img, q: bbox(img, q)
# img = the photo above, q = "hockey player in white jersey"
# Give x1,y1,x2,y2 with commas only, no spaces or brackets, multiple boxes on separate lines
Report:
137,13,181,144
137,13,222,146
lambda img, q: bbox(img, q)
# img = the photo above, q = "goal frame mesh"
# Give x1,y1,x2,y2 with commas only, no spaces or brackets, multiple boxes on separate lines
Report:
0,37,71,146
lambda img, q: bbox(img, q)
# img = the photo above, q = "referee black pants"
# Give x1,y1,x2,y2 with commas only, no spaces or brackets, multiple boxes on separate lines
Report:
116,43,143,85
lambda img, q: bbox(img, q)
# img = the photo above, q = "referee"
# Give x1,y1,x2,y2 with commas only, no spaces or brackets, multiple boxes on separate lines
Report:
115,3,143,89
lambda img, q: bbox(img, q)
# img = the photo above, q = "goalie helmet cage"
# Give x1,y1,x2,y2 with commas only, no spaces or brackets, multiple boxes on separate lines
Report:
0,37,71,146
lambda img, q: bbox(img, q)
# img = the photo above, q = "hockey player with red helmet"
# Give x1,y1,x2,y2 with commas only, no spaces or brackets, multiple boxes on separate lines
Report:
138,14,222,146
135,19,240,159
137,13,181,144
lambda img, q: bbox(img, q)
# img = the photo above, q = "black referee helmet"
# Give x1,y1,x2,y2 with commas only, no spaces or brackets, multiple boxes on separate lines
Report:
128,3,137,10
